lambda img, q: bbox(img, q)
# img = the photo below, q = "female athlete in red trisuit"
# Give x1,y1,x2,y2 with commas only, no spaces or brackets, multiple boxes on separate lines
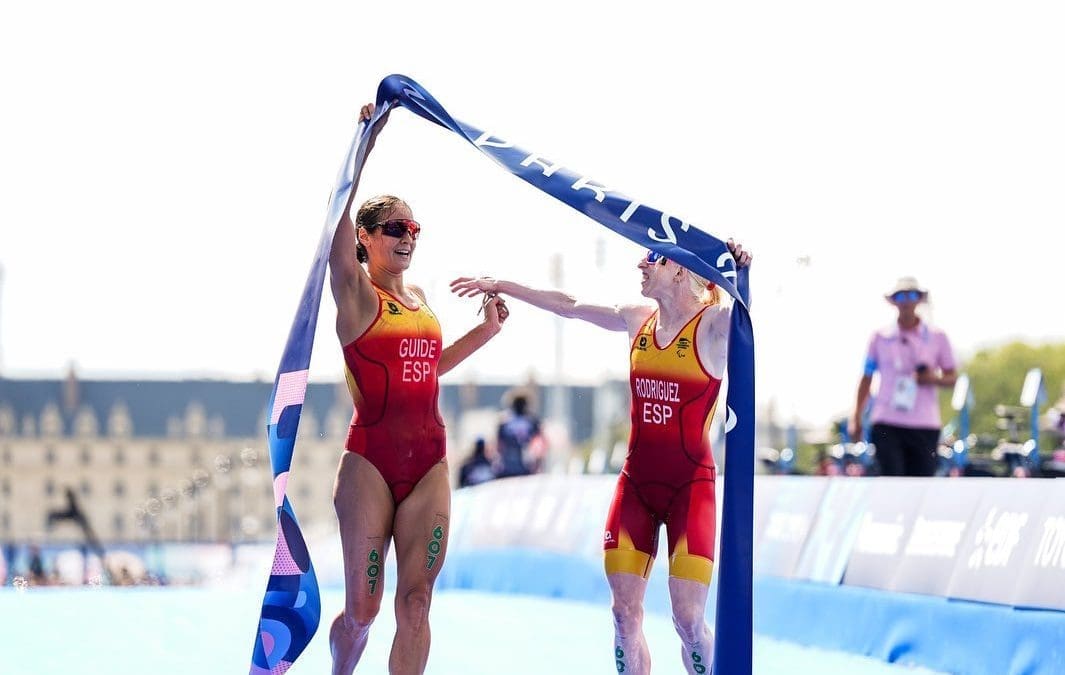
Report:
452,240,751,675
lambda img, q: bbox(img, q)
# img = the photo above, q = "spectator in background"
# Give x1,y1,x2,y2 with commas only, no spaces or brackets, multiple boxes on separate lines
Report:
850,276,957,476
28,544,46,585
495,394,545,478
1051,394,1065,440
459,437,496,487
1043,395,1065,478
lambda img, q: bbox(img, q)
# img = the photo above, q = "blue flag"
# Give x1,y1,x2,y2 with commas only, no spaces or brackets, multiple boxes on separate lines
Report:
250,73,755,675
247,117,374,674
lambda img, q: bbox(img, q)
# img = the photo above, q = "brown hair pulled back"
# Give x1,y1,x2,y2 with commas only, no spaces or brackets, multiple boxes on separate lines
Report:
354,195,408,263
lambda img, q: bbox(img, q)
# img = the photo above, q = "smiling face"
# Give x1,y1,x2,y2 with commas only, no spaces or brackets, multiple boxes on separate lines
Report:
637,249,670,299
359,202,417,272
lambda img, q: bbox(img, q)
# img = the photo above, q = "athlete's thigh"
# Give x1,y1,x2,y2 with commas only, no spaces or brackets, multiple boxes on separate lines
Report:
334,451,396,610
607,568,650,609
391,461,451,590
667,575,711,618
604,474,659,579
665,478,716,585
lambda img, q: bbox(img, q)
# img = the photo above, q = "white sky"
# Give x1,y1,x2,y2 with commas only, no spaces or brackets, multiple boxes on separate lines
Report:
1,1,1063,429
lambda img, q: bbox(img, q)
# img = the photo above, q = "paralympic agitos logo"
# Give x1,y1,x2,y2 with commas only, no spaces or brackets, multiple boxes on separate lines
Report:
676,337,691,358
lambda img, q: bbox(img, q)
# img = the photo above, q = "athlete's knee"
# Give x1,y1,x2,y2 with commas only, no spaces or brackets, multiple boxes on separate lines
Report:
333,606,375,641
395,585,432,631
611,599,644,636
671,608,708,645
345,598,381,633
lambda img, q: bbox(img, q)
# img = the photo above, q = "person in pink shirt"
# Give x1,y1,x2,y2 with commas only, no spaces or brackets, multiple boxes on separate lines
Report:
850,276,957,476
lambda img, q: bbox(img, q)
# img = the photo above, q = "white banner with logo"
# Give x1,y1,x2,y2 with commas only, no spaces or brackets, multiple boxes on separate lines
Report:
754,475,1065,612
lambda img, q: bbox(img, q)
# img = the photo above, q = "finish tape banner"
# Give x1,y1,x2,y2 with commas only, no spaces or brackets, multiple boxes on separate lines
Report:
249,73,756,674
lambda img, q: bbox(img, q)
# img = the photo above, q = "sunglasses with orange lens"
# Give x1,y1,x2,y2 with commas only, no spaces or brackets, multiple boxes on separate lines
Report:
374,218,421,240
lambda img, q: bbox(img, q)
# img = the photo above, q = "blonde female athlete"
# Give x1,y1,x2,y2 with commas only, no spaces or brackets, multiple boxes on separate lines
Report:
328,103,509,675
451,240,751,675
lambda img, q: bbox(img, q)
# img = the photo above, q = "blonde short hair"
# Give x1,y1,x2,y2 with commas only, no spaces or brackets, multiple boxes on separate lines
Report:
687,270,723,306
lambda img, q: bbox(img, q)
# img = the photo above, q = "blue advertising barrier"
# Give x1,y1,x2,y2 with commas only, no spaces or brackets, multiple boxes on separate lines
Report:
437,474,1065,675
754,576,1065,675
746,476,1065,674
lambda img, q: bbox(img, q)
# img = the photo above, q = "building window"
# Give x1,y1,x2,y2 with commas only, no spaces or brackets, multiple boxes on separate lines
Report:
113,513,124,536
44,479,55,497
80,480,92,497
148,447,160,467
73,407,99,438
114,447,125,466
40,403,63,437
114,481,125,498
80,446,92,466
185,401,207,438
2,446,10,465
148,483,159,498
1,512,9,533
1,478,9,496
107,401,132,438
0,406,14,436
45,446,56,465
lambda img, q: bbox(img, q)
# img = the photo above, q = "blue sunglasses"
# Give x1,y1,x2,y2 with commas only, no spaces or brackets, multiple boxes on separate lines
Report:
890,290,923,303
645,250,667,265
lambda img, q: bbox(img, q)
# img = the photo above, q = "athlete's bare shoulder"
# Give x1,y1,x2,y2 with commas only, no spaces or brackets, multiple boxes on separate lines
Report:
703,302,731,323
407,284,427,303
618,303,656,337
696,303,732,379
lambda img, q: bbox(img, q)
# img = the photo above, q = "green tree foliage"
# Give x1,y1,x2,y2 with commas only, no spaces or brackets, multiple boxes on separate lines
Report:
957,341,1065,441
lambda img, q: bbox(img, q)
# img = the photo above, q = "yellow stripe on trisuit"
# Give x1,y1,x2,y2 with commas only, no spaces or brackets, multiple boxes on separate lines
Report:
670,536,713,584
604,527,653,578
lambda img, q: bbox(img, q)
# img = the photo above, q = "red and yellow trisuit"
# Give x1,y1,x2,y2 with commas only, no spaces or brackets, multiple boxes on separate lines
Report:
342,284,446,504
604,307,721,585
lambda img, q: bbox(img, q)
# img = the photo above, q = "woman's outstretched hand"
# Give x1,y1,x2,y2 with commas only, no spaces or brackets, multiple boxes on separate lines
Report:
450,276,499,298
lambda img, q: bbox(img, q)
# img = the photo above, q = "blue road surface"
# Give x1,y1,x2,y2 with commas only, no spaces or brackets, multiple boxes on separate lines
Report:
0,586,945,674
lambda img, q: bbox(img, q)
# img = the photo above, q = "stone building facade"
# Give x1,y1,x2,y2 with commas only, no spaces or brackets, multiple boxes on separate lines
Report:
0,372,606,547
